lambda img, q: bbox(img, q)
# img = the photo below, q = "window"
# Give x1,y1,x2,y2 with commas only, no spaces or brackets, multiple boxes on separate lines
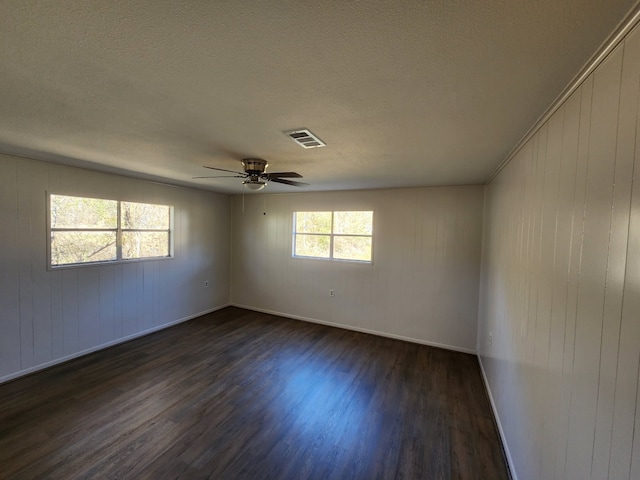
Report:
49,194,172,267
293,211,373,262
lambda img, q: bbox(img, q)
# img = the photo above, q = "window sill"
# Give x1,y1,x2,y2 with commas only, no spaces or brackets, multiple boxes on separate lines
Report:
48,255,174,271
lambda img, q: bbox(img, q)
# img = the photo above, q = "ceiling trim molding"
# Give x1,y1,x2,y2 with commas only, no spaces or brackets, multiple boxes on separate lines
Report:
487,0,640,184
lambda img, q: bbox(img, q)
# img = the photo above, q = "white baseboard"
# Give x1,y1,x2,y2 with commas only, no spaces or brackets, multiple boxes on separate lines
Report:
478,355,518,480
230,303,476,355
0,303,230,385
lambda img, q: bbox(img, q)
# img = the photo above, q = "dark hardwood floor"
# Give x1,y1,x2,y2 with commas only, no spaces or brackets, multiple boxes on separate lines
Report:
0,307,509,480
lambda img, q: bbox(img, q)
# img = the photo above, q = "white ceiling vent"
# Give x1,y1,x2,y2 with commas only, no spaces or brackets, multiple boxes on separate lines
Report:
284,129,326,149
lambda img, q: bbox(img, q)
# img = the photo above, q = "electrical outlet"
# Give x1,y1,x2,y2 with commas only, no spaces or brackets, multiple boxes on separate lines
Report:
489,332,493,345
329,289,335,297
204,281,209,287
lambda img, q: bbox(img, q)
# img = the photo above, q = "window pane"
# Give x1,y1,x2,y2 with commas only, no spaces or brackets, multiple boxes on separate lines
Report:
51,231,117,265
50,195,117,229
333,235,372,261
334,211,373,235
294,234,331,258
295,212,332,234
122,232,170,259
121,202,170,229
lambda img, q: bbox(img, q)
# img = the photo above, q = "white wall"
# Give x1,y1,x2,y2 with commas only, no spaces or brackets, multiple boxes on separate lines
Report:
0,153,230,383
231,186,483,352
478,24,640,480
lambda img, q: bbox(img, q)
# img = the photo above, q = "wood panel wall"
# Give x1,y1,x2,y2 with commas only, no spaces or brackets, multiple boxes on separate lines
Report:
0,153,230,383
478,25,640,480
231,186,483,353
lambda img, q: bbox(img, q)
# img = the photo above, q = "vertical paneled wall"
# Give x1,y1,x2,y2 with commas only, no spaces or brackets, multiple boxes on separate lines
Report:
0,153,230,383
231,186,483,352
478,25,640,480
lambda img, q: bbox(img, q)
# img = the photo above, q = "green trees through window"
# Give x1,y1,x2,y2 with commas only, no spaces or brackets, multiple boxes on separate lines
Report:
49,194,172,267
293,211,373,262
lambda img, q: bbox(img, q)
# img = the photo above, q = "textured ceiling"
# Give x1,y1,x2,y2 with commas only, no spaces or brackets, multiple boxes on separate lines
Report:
0,0,637,194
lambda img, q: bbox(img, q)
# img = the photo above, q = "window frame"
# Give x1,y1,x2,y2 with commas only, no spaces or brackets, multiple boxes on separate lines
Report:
47,193,174,269
292,210,374,264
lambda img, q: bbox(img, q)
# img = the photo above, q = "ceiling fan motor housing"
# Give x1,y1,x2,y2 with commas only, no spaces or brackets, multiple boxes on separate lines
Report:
242,158,268,174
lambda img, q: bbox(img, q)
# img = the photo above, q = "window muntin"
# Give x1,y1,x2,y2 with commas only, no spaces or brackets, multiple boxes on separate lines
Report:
49,194,172,267
293,211,373,262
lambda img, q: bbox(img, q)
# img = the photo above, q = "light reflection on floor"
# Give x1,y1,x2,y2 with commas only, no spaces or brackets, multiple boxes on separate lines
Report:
271,351,379,454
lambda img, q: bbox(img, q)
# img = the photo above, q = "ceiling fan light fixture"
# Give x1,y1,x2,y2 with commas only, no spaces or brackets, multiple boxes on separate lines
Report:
243,180,266,191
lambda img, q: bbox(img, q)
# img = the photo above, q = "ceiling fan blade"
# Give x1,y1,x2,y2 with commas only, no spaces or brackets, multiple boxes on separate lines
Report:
264,171,303,178
203,165,246,175
269,177,309,187
192,175,246,179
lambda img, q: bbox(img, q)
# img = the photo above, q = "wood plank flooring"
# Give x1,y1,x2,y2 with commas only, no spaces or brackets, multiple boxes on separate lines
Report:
0,307,510,479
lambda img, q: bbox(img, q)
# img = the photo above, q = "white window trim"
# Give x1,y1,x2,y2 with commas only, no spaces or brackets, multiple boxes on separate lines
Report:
292,211,374,264
47,193,174,270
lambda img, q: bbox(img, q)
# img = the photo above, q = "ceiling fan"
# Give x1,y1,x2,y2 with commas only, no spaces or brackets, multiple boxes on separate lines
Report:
194,158,308,191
